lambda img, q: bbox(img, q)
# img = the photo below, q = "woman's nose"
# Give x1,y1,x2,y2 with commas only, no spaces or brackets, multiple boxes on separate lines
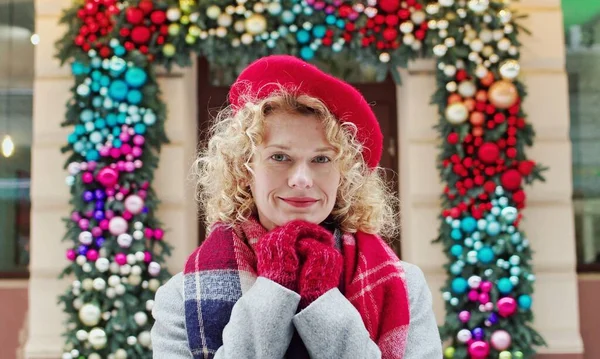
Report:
288,162,313,189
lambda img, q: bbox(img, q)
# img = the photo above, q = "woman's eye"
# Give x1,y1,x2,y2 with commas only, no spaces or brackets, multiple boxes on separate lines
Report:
270,154,289,162
313,156,331,164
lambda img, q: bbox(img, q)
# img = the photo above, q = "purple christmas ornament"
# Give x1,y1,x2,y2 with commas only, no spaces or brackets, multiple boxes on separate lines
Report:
472,327,484,340
78,245,89,256
94,210,105,221
83,190,94,202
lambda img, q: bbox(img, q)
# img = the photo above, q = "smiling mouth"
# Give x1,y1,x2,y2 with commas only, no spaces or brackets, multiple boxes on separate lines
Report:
279,197,319,208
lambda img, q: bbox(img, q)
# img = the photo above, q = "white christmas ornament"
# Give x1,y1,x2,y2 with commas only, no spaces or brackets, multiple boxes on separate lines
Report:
109,217,128,236
138,331,152,347
146,299,155,311
445,102,469,125
134,312,149,326
129,275,142,286
127,336,137,346
117,234,133,248
93,278,106,291
116,284,126,295
468,0,489,14
457,329,472,343
70,350,79,357
149,279,161,291
470,39,484,52
403,34,415,45
438,0,454,7
475,64,489,78
79,231,93,245
443,65,457,77
124,195,145,215
217,13,233,27
127,254,137,265
76,255,87,266
446,81,458,93
433,44,447,57
76,329,89,341
96,258,110,272
115,349,128,359
148,262,161,276
379,52,390,63
106,288,116,298
166,8,181,22
241,33,253,45
62,354,73,359
498,38,511,51
110,262,120,274
131,265,142,276
89,328,108,350
82,278,94,291
79,303,102,326
82,263,92,273
458,81,476,98
399,21,413,34
89,354,102,359
411,10,425,24
120,264,132,276
206,5,221,19
133,230,144,240
216,27,228,38
108,275,121,287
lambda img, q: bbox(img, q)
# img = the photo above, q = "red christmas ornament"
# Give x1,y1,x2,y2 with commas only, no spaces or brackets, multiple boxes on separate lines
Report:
138,0,153,14
513,190,526,204
397,8,410,20
339,4,353,18
415,29,426,40
383,28,398,41
518,160,535,176
126,7,145,25
450,208,461,218
501,169,522,191
474,175,484,186
507,136,517,146
120,27,130,37
483,181,496,193
131,26,151,44
506,148,517,158
456,70,468,82
75,35,85,46
99,46,111,58
85,2,98,15
478,142,500,164
379,0,400,13
386,15,399,26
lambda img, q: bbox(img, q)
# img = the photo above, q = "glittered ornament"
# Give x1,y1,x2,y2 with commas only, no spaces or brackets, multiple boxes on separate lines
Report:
491,330,512,350
500,60,520,80
88,328,108,349
488,80,518,109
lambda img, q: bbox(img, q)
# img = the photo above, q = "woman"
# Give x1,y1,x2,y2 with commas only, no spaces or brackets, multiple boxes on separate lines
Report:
151,55,442,358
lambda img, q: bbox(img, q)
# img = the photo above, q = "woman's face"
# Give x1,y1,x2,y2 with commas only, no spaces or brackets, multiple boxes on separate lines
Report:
250,111,341,231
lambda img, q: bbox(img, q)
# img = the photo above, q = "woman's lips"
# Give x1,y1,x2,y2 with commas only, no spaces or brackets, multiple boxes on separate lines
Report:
280,197,318,208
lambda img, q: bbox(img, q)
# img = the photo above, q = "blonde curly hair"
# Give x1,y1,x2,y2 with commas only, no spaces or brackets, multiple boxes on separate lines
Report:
193,87,400,239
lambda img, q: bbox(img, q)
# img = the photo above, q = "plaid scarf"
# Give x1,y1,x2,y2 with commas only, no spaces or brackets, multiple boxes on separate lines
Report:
183,218,410,359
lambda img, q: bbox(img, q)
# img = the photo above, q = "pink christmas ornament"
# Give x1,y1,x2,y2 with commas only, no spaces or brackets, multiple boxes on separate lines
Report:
468,340,490,359
97,167,119,188
117,161,126,171
141,181,149,190
110,148,121,159
133,135,145,146
138,190,147,199
132,146,143,157
468,290,479,301
106,188,116,197
125,161,135,172
91,227,103,237
99,219,109,230
82,172,94,184
78,219,90,230
144,228,154,239
108,216,128,236
80,162,88,171
480,281,492,293
124,194,145,215
120,132,130,142
490,330,512,351
144,251,152,263
105,210,115,219
71,212,82,222
154,228,164,240
458,311,470,323
100,147,110,157
88,161,97,171
497,297,518,317
84,210,94,218
123,211,133,220
86,249,99,261
134,160,143,168
484,302,494,311
66,249,77,261
115,253,127,265
479,293,490,304
121,144,132,155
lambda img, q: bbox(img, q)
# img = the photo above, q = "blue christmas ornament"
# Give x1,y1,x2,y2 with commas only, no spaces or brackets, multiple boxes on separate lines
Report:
486,221,501,236
80,109,94,123
117,113,127,124
127,90,143,105
497,278,513,294
134,123,147,134
110,57,127,74
75,125,85,135
472,231,481,241
461,216,477,233
91,82,101,93
296,29,311,44
477,246,495,264
84,122,95,133
143,112,157,126
299,46,314,60
114,46,126,57
450,228,462,240
518,294,532,309
83,190,94,202
73,141,85,153
78,245,89,256
96,237,105,247
76,84,91,97
89,131,103,144
336,19,345,29
488,313,498,324
472,327,484,340
281,10,295,24
112,127,121,136
450,245,463,257
106,114,117,127
450,264,462,275
113,139,122,148
451,219,461,229
325,14,337,25
312,25,326,39
125,67,148,88
68,133,78,144
91,70,102,81
86,149,100,162
451,277,468,294
99,75,110,87
109,80,129,101
94,118,106,130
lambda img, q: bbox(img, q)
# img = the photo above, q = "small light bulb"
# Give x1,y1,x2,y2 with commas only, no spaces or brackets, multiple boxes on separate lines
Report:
30,34,40,45
2,135,15,158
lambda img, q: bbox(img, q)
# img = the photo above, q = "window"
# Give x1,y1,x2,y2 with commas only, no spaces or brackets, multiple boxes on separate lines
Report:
0,0,34,277
565,1,600,271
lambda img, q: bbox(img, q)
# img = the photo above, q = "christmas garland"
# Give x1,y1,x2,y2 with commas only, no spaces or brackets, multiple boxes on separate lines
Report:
55,0,546,358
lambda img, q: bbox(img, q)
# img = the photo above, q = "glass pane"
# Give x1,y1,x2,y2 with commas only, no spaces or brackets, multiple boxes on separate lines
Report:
0,0,34,275
564,1,600,267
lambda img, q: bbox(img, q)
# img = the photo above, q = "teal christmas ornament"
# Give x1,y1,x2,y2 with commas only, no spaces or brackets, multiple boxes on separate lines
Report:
261,33,269,41
464,238,474,247
92,96,103,108
125,67,148,88
114,46,126,57
451,277,468,294
336,19,345,29
501,206,518,223
472,231,481,240
91,70,102,81
461,216,477,233
100,75,110,87
278,25,289,36
112,127,121,136
451,219,461,229
450,228,462,240
71,62,88,76
477,219,487,231
303,6,313,15
109,80,129,101
134,123,147,134
511,233,521,244
312,25,326,38
266,39,276,48
296,29,311,43
450,245,463,257
74,141,85,153
497,278,513,294
117,113,127,124
80,109,94,122
76,84,91,97
495,186,505,196
91,57,102,68
86,149,100,161
299,46,314,60
281,10,295,24
89,131,103,144
106,114,117,127
326,14,336,25
510,266,521,276
75,125,85,135
94,119,106,129
450,264,462,275
486,221,501,236
518,294,532,309
127,90,143,105
68,133,78,144
84,122,95,133
477,246,495,264
467,250,478,264
91,82,101,92
113,139,122,148
143,112,157,126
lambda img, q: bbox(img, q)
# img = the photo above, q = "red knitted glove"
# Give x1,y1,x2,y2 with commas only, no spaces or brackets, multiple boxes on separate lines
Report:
255,221,305,291
297,236,343,308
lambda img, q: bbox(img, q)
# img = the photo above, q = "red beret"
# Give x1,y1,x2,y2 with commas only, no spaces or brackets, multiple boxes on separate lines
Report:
229,55,383,169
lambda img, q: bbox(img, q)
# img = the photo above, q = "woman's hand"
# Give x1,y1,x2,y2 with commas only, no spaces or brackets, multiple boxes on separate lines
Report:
255,222,302,291
296,233,343,308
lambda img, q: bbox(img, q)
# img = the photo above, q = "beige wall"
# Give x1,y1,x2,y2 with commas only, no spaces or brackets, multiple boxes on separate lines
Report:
24,0,582,357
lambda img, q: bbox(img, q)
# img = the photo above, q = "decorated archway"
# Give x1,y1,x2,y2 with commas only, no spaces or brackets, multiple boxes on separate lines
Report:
56,0,546,358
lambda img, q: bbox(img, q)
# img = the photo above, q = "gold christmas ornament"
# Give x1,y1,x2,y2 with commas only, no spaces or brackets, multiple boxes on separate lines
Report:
179,0,195,13
445,102,470,125
488,80,518,109
499,59,520,80
217,13,233,27
206,5,221,19
458,81,477,98
245,13,267,35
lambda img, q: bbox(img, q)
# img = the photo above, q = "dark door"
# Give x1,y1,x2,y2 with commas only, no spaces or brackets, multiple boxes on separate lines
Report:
196,58,400,256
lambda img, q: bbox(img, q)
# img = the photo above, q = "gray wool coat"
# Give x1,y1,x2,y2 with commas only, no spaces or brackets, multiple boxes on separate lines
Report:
150,261,443,358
